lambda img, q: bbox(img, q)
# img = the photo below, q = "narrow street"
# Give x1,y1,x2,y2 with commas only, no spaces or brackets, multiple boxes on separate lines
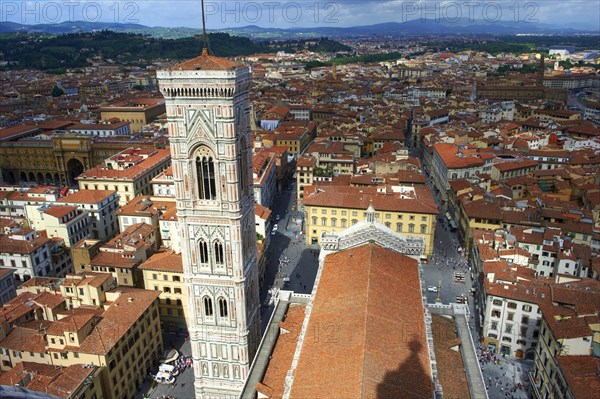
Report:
258,178,319,332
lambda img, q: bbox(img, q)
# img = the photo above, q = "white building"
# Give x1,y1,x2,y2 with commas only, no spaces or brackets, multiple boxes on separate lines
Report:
58,190,119,241
158,48,261,398
150,166,175,197
479,102,515,123
67,121,131,137
25,204,90,247
0,268,17,305
0,227,53,282
482,262,543,359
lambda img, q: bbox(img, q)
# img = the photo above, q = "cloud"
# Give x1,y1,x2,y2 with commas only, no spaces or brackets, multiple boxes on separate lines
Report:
1,0,598,30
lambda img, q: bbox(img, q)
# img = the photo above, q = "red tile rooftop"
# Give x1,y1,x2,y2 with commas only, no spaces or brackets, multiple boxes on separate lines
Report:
290,243,434,399
43,205,78,219
170,50,244,71
58,189,117,204
138,249,182,273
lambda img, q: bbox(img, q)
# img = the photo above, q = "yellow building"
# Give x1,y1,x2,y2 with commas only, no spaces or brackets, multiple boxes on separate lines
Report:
77,148,171,206
0,132,163,186
98,98,166,132
139,249,187,333
302,184,438,255
0,275,163,399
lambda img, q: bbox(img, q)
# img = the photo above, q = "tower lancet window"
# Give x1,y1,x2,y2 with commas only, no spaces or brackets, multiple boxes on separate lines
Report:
218,297,228,318
203,296,213,317
214,240,224,265
199,240,209,264
238,137,249,197
195,149,217,200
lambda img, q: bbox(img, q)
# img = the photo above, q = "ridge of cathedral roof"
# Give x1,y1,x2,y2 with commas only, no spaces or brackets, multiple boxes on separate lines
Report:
172,48,244,71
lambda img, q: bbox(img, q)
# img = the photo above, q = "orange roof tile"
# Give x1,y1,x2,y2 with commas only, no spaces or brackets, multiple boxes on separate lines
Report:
290,243,434,399
171,50,243,71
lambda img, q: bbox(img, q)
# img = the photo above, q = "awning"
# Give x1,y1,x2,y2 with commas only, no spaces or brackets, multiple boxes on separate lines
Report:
159,349,179,364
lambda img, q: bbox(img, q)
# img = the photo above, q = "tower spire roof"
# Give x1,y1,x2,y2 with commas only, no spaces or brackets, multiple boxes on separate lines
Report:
169,0,243,71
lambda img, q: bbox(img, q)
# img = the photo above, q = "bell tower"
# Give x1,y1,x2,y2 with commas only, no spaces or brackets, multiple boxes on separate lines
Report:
157,35,261,398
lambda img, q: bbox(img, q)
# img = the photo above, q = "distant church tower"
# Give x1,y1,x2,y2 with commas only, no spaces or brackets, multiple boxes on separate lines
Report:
157,35,261,398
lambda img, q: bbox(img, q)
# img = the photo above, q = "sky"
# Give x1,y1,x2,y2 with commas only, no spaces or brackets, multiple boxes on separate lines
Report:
2,0,599,31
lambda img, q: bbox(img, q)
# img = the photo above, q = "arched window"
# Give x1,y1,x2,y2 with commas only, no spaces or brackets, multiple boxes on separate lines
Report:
385,222,391,228
351,219,358,226
408,224,415,233
203,296,213,317
195,149,216,200
396,223,403,232
214,241,224,265
420,224,427,234
218,297,228,318
312,216,317,225
341,219,347,228
199,240,209,264
238,137,249,197
331,218,337,227
321,217,327,226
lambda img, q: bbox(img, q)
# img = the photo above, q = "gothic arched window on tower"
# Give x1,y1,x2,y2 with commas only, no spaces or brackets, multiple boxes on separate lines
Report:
214,240,224,265
203,296,213,317
218,297,228,318
238,137,249,198
196,152,216,200
199,240,209,264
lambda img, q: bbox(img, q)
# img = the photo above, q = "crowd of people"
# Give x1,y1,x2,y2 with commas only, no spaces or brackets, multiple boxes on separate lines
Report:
477,345,529,398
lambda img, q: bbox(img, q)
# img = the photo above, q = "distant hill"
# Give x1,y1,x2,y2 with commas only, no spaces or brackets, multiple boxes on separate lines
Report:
0,20,200,39
0,31,350,71
2,19,596,39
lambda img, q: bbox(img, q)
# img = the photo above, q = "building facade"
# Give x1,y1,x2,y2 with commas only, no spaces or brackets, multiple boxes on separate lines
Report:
158,50,261,398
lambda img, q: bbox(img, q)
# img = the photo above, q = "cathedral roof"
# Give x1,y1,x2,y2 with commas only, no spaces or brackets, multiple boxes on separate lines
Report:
289,243,434,398
172,48,244,71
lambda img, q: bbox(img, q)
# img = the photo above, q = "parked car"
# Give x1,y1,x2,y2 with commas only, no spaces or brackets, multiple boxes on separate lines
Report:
154,372,175,384
427,286,438,293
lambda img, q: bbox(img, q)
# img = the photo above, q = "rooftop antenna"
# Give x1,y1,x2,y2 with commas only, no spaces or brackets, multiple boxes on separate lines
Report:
201,0,208,56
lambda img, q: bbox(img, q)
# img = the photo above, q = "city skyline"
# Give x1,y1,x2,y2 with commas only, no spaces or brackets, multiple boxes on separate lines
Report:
2,0,599,31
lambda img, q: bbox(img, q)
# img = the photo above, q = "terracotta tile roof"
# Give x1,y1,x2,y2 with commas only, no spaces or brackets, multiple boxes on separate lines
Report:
258,304,306,399
75,288,160,355
138,250,182,273
58,190,117,205
24,362,98,398
555,356,600,399
78,149,170,181
46,313,96,335
90,251,139,268
0,234,49,254
43,205,78,219
290,243,434,399
431,315,471,399
105,222,155,249
493,159,539,172
0,325,47,353
255,204,272,220
434,143,485,169
61,272,111,289
116,195,175,217
303,185,438,215
171,51,243,71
